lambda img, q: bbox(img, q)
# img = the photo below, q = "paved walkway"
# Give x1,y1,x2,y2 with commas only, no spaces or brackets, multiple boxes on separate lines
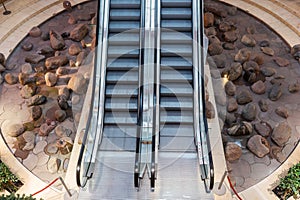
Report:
0,0,299,200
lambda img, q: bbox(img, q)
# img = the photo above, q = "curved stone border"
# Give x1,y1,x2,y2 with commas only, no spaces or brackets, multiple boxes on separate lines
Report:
0,0,91,199
219,0,300,47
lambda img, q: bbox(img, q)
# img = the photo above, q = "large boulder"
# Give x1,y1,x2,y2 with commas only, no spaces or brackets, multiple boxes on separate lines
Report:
228,62,243,81
50,30,65,50
269,83,282,101
251,80,266,94
68,43,82,55
242,103,257,121
225,81,236,96
227,97,238,112
247,135,270,158
227,121,252,136
208,43,223,56
204,12,214,28
70,24,89,42
236,90,252,105
254,121,272,137
45,72,57,87
67,74,87,94
241,34,256,47
225,142,242,162
45,55,68,70
234,48,251,63
30,105,42,121
271,122,292,146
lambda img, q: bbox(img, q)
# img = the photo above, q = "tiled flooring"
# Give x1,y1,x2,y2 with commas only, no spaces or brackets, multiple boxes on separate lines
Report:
0,0,299,200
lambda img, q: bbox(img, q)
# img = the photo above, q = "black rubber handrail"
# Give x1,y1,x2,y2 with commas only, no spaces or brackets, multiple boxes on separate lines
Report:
134,0,145,189
76,0,104,187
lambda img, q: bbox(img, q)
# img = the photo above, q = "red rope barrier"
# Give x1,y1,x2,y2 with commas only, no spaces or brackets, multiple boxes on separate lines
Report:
227,176,243,200
32,177,59,197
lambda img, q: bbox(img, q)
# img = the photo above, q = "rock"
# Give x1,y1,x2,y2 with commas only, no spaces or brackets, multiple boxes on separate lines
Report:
44,143,58,155
225,113,237,127
204,12,214,27
205,27,217,36
41,32,50,41
45,55,69,70
68,43,82,55
219,22,232,32
45,72,57,87
70,24,89,42
29,26,42,37
223,42,235,50
271,122,292,146
58,87,70,99
235,48,251,63
4,73,18,84
241,34,256,47
50,30,65,50
21,63,33,74
208,35,221,44
30,105,42,121
253,54,264,65
254,121,272,137
206,101,215,119
14,149,29,160
243,68,256,84
76,51,86,66
25,53,45,64
39,123,56,137
225,81,236,96
55,110,67,122
227,97,238,112
246,25,256,34
261,47,274,56
243,61,259,72
56,137,73,155
227,121,252,136
22,131,35,151
225,142,242,161
261,67,276,77
269,83,282,101
56,67,69,76
211,54,226,68
251,80,266,94
55,125,72,138
224,31,238,42
228,62,242,81
63,158,69,172
38,46,54,56
57,94,69,110
242,103,257,121
20,84,37,99
67,73,87,94
247,135,270,158
7,124,25,137
68,14,77,25
47,157,60,173
275,106,289,118
18,73,36,85
27,95,47,106
270,146,285,163
274,57,289,67
0,53,5,65
227,6,237,16
208,43,223,56
22,42,33,51
0,64,5,73
236,90,252,105
259,40,270,47
289,82,300,93
258,99,268,112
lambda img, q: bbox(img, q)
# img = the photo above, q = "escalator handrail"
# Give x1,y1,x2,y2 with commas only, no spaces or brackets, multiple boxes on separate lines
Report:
76,0,107,187
134,0,146,189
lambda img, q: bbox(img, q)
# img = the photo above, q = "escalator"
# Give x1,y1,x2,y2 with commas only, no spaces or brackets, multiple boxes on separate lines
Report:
76,0,214,199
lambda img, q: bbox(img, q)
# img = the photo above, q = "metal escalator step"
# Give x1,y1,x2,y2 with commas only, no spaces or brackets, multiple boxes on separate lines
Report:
161,44,192,56
160,124,194,137
161,0,192,8
161,31,192,44
104,111,137,124
159,136,195,151
106,84,138,97
105,97,137,111
109,21,140,32
161,20,192,31
161,8,192,19
103,125,137,138
160,83,193,96
110,9,140,21
107,58,139,70
106,71,138,84
100,137,136,151
160,56,192,70
160,69,193,82
109,33,140,45
110,0,140,9
108,45,140,58
160,96,193,110
160,110,193,124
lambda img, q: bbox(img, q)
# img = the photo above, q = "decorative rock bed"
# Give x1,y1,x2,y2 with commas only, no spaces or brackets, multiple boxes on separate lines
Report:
205,0,300,192
0,1,97,186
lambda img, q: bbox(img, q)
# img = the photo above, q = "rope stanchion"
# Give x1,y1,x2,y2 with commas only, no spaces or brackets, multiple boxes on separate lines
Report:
31,177,59,197
227,176,243,200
